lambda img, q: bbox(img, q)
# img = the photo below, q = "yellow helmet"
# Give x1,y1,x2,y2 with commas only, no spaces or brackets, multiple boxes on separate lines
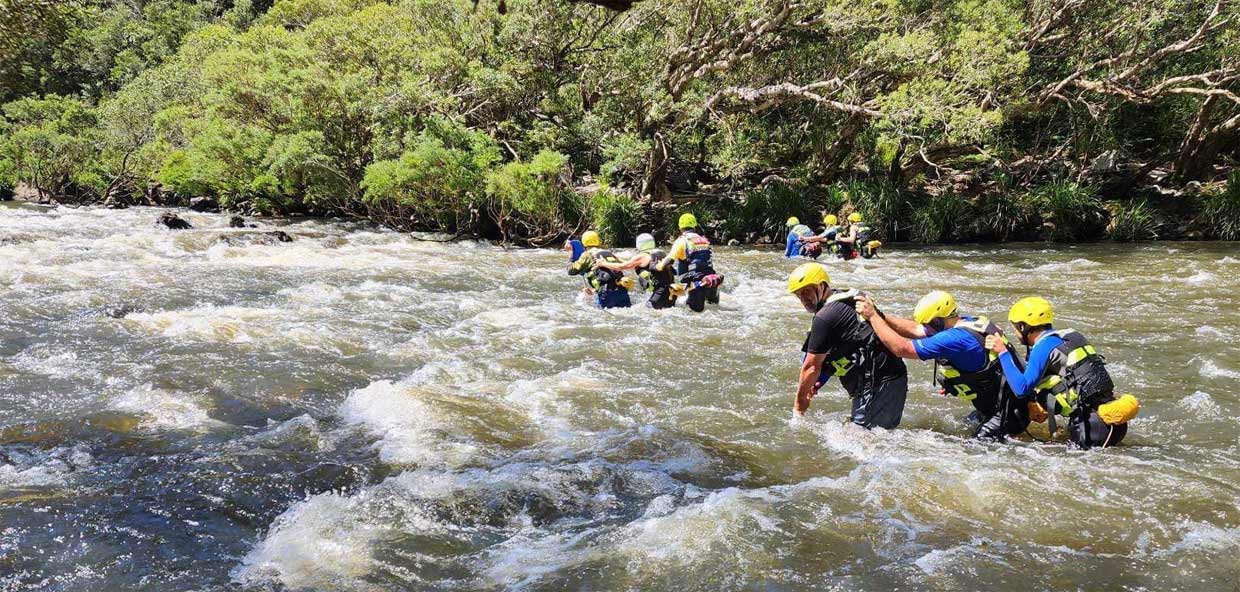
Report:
581,230,601,248
678,213,698,230
786,217,800,227
824,214,838,225
787,262,830,293
1009,296,1054,327
913,290,958,325
848,212,863,223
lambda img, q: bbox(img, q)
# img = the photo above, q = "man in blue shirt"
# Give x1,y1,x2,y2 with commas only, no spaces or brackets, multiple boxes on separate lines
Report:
856,290,1029,440
985,296,1134,448
783,217,819,258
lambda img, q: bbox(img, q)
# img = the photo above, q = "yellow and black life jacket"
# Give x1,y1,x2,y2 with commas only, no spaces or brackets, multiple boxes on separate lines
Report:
580,248,625,291
1032,329,1115,418
809,290,875,384
934,317,1005,409
637,249,674,292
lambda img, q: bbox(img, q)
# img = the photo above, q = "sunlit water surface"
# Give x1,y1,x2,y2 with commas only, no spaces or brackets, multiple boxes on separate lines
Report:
2,203,1239,591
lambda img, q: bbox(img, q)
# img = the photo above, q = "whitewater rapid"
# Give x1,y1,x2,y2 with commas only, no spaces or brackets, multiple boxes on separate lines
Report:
2,202,1239,591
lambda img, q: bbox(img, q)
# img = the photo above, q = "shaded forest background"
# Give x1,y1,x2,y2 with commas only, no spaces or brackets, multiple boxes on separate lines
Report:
1,0,1237,244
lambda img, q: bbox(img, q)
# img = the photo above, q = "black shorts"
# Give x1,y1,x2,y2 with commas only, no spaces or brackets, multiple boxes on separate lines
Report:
848,373,908,429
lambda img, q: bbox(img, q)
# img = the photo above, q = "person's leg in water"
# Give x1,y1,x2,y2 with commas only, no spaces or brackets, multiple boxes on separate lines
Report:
974,389,1030,441
686,286,707,312
648,286,675,309
1069,409,1127,448
596,288,632,309
849,373,908,429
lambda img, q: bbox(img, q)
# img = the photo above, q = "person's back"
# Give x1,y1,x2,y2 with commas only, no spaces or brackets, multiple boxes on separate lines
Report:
805,291,907,427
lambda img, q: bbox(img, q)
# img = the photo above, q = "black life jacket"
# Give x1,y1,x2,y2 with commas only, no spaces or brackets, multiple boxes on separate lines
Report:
805,289,893,394
1032,329,1115,416
638,249,673,292
934,317,1005,414
582,248,624,291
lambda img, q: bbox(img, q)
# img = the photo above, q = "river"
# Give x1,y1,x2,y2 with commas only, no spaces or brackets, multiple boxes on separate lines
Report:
1,202,1239,591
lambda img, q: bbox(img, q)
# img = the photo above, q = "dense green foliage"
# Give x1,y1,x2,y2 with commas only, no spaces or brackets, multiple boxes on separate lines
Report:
0,0,1236,243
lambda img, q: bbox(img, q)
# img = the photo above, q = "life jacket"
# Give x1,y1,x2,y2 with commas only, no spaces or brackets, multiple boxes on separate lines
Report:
637,249,674,292
790,224,812,238
855,223,873,244
934,317,1005,412
806,289,890,394
674,232,715,280
1032,329,1115,418
582,248,625,291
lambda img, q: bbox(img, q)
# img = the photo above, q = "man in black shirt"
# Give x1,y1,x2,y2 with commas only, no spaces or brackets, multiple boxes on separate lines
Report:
787,263,908,428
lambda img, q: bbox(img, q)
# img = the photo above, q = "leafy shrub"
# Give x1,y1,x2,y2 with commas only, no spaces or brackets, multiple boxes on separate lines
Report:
0,95,100,200
843,179,907,240
1198,171,1240,240
909,192,969,243
1024,180,1106,242
1107,199,1160,241
589,187,640,246
484,149,572,238
970,193,1037,241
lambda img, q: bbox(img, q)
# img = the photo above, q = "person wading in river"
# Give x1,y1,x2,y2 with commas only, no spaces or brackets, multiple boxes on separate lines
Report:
787,262,907,427
784,217,820,259
655,213,723,312
593,233,680,309
986,297,1140,448
567,231,633,309
797,214,841,257
855,290,1029,440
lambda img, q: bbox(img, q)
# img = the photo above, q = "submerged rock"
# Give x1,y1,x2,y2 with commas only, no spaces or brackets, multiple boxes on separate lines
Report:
188,197,220,212
157,212,193,230
214,230,294,246
229,215,258,229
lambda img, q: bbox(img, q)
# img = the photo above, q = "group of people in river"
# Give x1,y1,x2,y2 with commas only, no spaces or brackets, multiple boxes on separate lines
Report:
787,263,1140,449
563,210,1140,449
564,213,724,312
784,212,882,260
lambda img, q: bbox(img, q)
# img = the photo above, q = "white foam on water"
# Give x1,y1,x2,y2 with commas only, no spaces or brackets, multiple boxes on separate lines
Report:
111,384,222,431
338,380,482,467
1159,522,1240,557
1031,258,1101,272
1199,359,1240,380
1180,391,1223,418
0,446,92,489
232,490,387,590
1195,325,1226,338
1185,270,1217,285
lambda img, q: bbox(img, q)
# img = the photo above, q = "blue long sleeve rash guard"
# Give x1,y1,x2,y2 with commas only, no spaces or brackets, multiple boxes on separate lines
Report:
998,331,1064,398
784,231,801,258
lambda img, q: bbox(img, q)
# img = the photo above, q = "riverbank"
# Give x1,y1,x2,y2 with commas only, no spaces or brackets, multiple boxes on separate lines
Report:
10,172,1240,248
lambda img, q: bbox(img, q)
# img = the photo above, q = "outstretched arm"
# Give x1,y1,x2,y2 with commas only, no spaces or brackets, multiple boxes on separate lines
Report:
856,297,918,359
596,253,648,272
837,226,858,244
989,335,1056,398
796,353,827,415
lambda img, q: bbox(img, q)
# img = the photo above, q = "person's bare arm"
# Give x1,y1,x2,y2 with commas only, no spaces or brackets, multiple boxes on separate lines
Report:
596,253,647,271
869,314,919,359
884,315,927,339
837,226,858,244
796,353,827,415
856,296,918,359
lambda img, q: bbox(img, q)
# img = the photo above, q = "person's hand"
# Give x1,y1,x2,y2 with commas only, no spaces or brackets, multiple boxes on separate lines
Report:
562,240,572,251
855,295,877,319
985,334,1007,355
655,262,666,272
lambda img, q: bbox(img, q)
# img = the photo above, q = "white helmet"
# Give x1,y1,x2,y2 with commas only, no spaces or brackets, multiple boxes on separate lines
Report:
635,233,656,252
